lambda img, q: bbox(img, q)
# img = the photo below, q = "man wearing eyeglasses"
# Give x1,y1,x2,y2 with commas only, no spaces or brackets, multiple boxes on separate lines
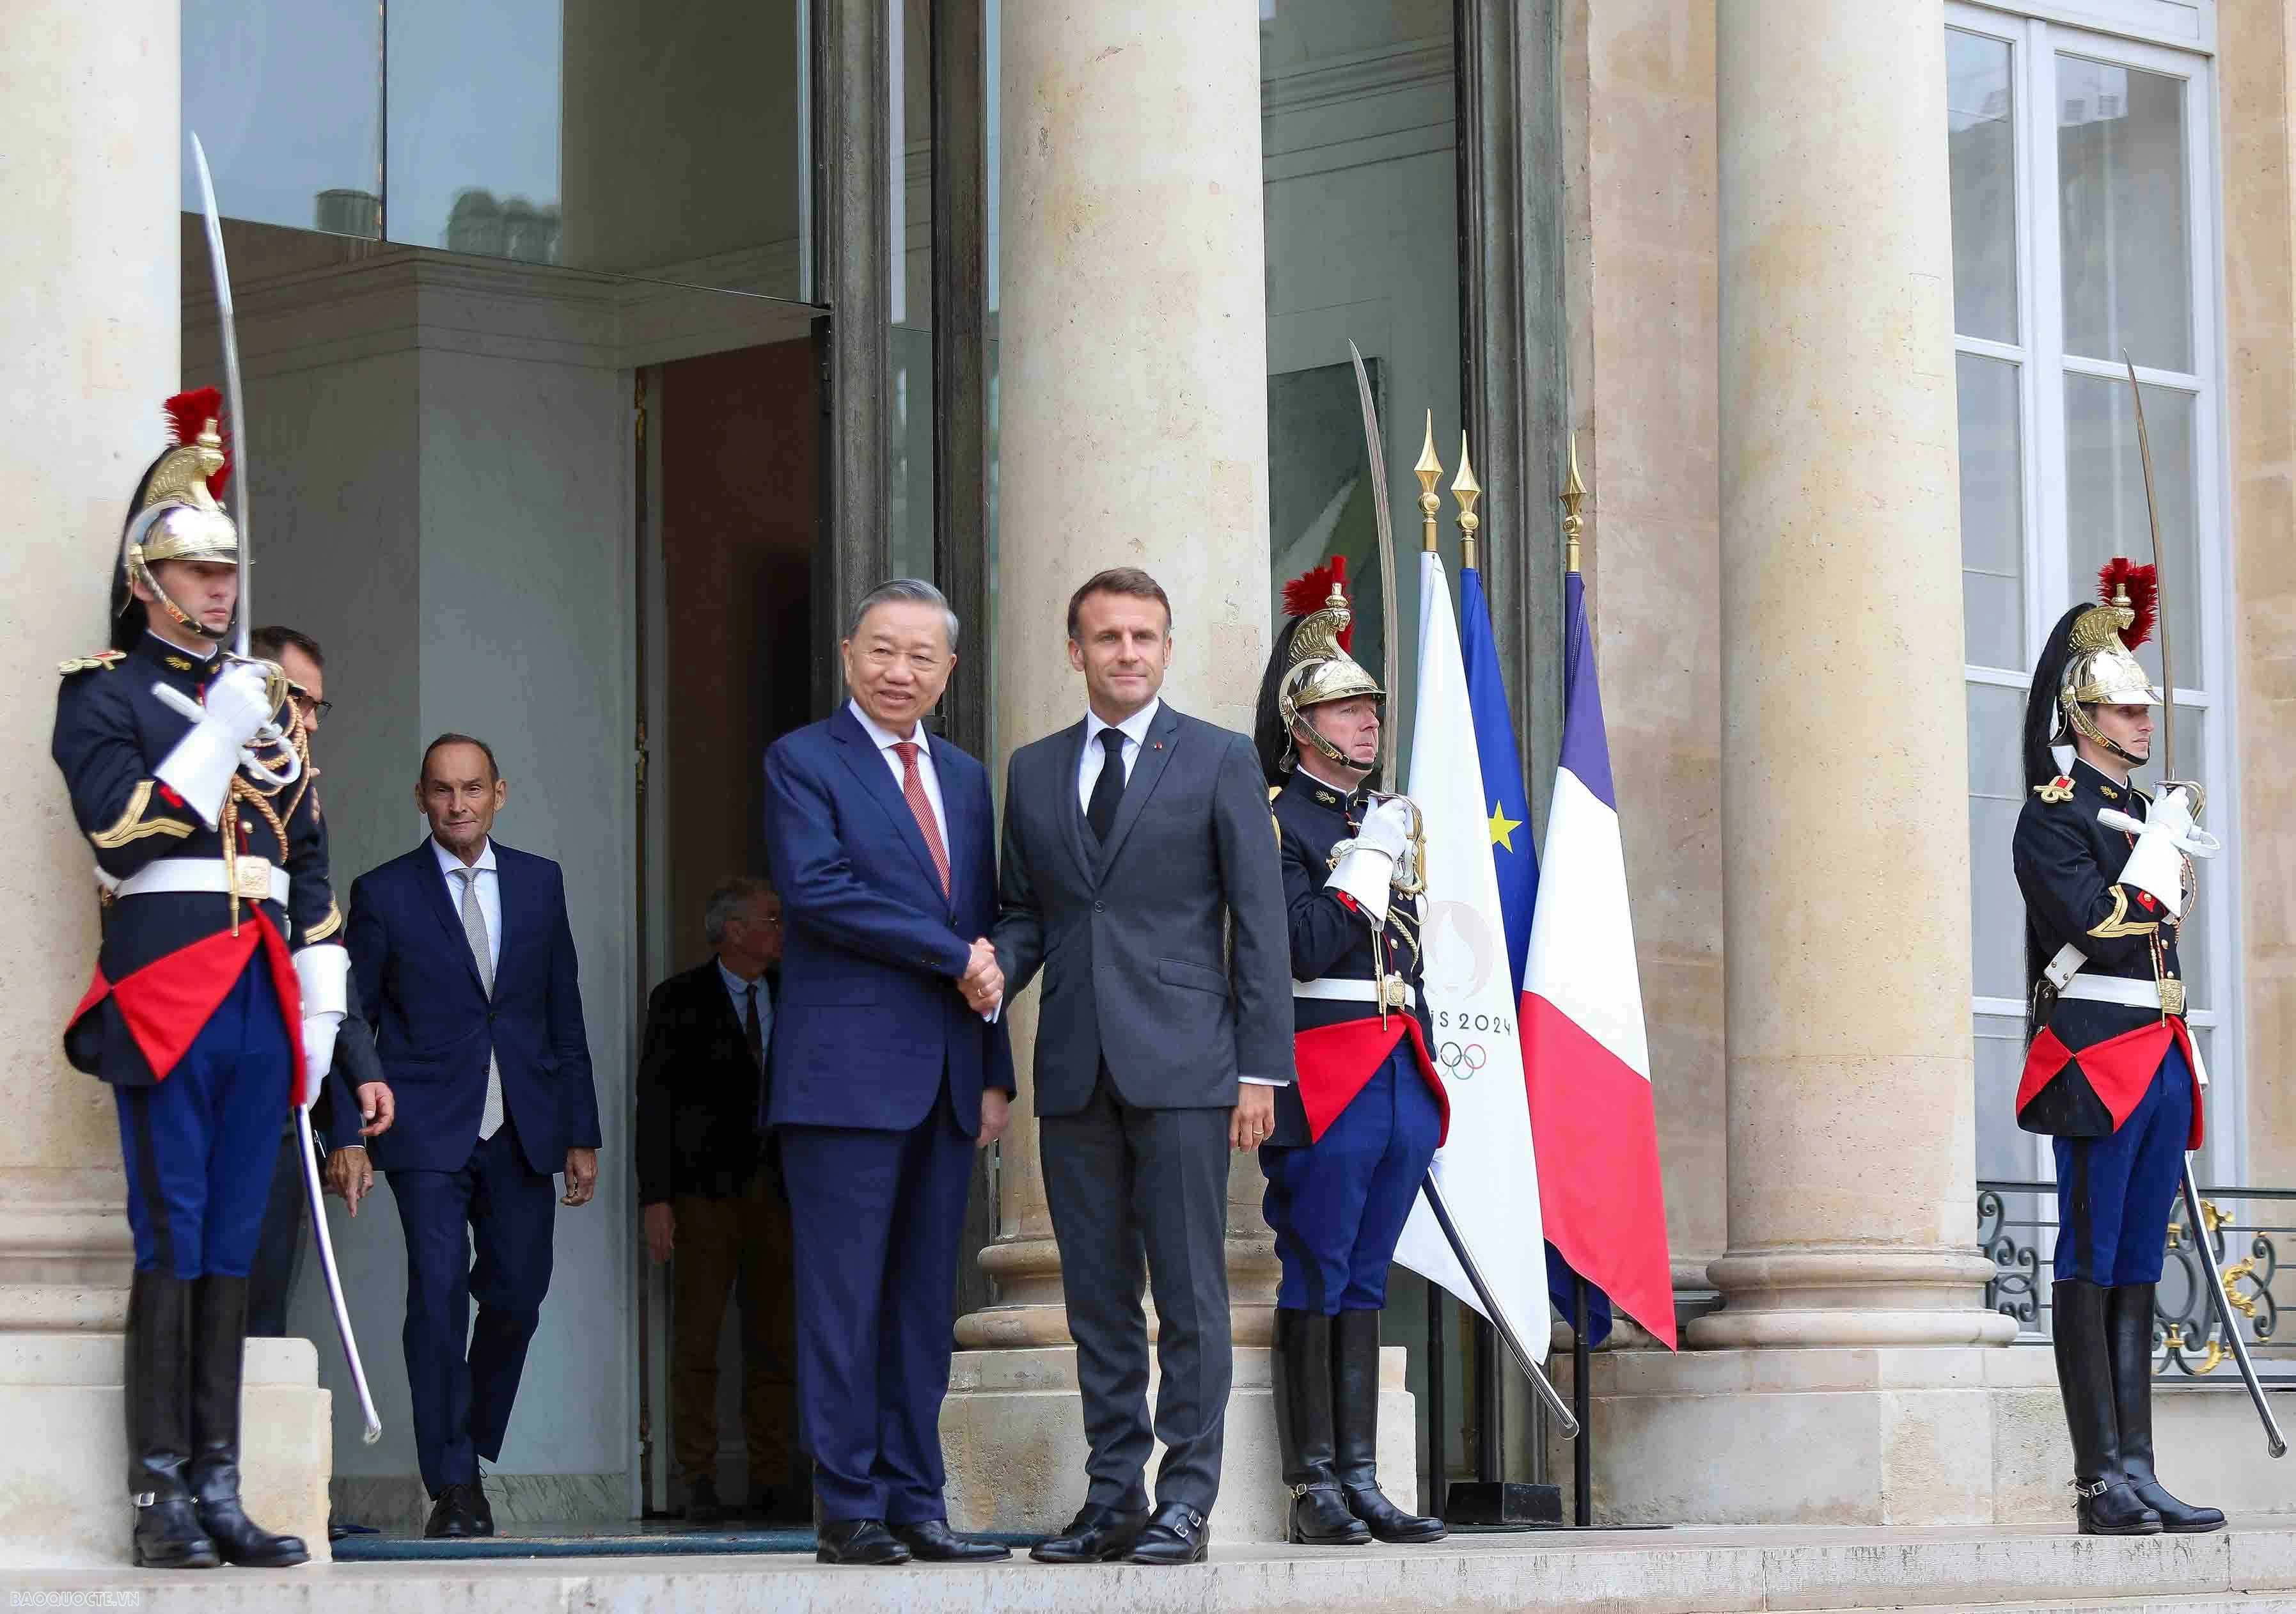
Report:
239,627,393,1542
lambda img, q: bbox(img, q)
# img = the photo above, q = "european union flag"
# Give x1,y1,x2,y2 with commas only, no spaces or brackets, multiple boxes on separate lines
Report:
1459,560,1614,1346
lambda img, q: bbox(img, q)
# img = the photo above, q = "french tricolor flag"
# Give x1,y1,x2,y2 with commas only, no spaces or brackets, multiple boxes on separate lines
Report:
1522,570,1676,1348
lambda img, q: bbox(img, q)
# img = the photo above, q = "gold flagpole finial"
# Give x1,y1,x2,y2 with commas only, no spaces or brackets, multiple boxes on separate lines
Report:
1415,411,1443,553
1452,432,1481,571
1561,432,1587,574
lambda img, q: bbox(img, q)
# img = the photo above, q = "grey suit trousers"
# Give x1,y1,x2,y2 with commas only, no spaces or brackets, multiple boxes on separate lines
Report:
1041,1068,1232,1514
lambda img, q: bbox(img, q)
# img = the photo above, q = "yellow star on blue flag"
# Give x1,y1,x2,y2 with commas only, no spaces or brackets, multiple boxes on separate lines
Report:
1488,799,1522,853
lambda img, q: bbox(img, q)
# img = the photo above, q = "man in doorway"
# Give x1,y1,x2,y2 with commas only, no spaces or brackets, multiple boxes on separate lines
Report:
340,734,603,1539
762,578,1013,1567
635,876,803,1525
991,567,1293,1566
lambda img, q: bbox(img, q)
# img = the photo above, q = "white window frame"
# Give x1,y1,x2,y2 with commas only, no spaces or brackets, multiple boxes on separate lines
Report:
1949,0,2242,1183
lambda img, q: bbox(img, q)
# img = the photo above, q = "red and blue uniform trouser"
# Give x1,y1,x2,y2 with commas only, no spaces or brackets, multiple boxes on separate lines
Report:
1259,1043,1442,1313
2052,1042,2195,1285
113,958,294,1279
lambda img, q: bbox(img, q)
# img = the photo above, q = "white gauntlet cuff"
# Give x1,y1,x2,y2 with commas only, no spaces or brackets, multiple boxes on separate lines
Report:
2117,830,2187,921
293,943,350,1021
153,721,240,828
1326,846,1396,927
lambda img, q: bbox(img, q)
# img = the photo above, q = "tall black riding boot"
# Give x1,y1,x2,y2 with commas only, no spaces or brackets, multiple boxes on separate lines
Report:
2053,1278,2162,1535
187,1275,310,1567
1271,1309,1369,1545
127,1270,219,1569
2107,1282,2224,1533
1332,1309,1445,1543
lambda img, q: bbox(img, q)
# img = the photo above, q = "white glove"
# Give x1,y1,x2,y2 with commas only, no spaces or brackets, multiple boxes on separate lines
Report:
2116,800,2191,921
293,945,350,1104
1355,797,1413,862
153,663,278,828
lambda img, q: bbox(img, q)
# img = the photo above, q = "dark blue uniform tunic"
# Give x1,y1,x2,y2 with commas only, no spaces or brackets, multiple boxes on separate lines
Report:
51,631,336,1278
2012,756,2203,1286
1260,773,1443,1314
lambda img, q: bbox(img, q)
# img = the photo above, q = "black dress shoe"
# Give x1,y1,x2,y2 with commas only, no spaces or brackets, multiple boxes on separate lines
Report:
816,1517,912,1565
684,1474,726,1526
423,1483,485,1540
1031,1501,1151,1563
1124,1501,1208,1565
892,1518,1012,1561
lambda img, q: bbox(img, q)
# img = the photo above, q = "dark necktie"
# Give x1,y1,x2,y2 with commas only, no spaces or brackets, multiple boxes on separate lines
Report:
1088,727,1128,842
743,981,764,1072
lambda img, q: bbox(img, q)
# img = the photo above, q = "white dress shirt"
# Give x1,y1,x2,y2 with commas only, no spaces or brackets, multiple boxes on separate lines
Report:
1076,699,1278,1089
718,955,773,1048
1077,698,1161,818
849,699,950,851
432,835,501,978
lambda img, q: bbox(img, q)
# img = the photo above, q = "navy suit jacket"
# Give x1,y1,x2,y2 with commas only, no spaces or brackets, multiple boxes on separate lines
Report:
762,706,1013,1134
342,840,602,1176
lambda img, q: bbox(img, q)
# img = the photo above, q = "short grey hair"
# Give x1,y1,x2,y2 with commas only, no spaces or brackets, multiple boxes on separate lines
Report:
846,577,960,651
702,876,777,948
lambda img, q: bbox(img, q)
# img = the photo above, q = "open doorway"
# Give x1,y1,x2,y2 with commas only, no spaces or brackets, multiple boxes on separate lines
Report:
181,214,824,1535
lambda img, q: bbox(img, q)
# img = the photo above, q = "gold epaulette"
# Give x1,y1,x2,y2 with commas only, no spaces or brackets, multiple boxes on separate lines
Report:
2033,775,2075,804
57,651,126,676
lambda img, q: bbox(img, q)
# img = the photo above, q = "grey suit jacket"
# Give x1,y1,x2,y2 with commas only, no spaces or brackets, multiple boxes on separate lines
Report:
993,702,1294,1115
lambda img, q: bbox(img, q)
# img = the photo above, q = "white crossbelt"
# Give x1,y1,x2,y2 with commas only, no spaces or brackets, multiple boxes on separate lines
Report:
111,855,290,908
2057,974,2165,1010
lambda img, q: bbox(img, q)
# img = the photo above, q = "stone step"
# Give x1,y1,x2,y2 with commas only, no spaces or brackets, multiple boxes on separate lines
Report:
6,1523,2295,1613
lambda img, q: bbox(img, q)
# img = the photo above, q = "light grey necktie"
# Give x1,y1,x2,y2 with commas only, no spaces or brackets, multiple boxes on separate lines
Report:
455,866,504,1141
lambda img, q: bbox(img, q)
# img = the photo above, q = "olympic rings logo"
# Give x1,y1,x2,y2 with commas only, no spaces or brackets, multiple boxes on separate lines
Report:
1438,1041,1488,1081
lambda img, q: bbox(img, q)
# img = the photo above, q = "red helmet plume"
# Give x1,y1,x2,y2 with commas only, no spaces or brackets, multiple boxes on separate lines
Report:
161,387,232,501
2096,557,2157,650
1280,556,1353,652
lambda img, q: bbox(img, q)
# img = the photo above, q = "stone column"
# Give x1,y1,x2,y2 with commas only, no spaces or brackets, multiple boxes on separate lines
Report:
940,0,1410,1542
0,2,329,1563
1695,0,2010,1354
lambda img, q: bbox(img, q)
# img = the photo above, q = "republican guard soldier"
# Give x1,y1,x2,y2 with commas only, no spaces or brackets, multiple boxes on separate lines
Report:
1250,561,1448,1547
2015,558,2222,1537
52,389,347,1569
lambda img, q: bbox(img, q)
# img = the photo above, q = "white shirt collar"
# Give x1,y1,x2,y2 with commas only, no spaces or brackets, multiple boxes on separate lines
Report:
716,955,762,993
1085,697,1161,749
848,697,929,756
431,835,498,877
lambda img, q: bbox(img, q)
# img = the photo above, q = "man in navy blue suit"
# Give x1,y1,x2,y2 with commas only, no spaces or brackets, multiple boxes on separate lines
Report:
762,578,1014,1567
336,732,602,1539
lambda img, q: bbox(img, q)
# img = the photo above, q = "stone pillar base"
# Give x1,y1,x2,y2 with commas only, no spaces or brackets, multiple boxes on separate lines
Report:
940,1343,1418,1542
1546,1346,2068,1527
0,1333,331,1567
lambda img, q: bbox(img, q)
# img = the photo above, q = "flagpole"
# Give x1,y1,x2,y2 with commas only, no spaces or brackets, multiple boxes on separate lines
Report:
1563,431,1594,1525
1562,433,1586,576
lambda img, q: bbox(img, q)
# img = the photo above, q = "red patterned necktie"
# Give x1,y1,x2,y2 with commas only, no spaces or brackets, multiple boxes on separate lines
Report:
892,741,952,897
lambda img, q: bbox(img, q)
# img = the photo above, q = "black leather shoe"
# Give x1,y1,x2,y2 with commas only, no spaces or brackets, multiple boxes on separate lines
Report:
816,1517,912,1565
185,1276,308,1567
892,1518,1012,1561
1031,1501,1151,1563
2054,1279,2163,1537
1124,1501,1209,1565
424,1483,485,1540
684,1474,725,1525
125,1271,219,1569
2107,1283,2226,1533
1332,1309,1447,1544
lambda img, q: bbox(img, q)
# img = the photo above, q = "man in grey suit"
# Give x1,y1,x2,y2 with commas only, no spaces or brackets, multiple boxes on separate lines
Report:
991,567,1293,1566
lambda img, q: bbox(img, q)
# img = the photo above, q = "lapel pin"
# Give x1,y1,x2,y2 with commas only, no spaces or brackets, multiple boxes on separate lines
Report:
1153,741,1163,751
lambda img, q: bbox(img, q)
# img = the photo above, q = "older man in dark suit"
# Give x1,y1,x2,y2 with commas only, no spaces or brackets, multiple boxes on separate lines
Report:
338,732,602,1540
634,876,801,1525
993,567,1293,1567
762,578,1014,1568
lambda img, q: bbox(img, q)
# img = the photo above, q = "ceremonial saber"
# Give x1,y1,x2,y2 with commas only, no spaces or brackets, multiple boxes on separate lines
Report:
1420,1173,1579,1437
1347,342,1402,786
193,132,375,1439
2126,352,2283,1457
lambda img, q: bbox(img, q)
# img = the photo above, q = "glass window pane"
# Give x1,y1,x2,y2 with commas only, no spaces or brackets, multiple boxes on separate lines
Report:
2057,55,2190,370
1969,683,2027,1000
2063,374,2200,683
1956,352,2024,669
184,0,381,237
389,0,563,262
1947,29,2017,343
